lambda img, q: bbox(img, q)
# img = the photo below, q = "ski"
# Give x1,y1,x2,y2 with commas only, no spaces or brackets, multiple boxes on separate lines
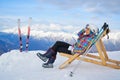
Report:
26,17,31,51
18,19,23,52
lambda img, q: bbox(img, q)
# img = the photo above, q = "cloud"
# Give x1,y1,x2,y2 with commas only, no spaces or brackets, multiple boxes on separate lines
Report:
38,0,120,14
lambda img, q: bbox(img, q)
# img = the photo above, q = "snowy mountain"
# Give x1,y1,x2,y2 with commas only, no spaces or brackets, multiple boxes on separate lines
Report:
0,32,54,55
0,32,18,55
0,23,120,54
0,50,120,80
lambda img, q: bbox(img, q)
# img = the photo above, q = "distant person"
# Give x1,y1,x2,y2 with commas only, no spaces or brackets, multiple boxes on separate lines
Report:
37,24,98,68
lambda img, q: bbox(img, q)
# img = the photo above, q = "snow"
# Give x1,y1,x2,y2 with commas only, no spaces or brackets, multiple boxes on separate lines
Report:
0,50,120,80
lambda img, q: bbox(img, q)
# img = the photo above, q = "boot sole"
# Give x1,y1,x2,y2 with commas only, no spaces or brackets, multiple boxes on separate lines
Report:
42,64,53,68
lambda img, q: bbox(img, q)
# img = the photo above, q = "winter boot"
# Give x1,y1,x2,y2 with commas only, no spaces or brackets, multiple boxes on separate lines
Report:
37,53,48,62
37,48,56,62
42,55,56,68
42,63,53,68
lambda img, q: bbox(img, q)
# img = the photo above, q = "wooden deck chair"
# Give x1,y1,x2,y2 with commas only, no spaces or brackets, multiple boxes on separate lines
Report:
59,24,120,69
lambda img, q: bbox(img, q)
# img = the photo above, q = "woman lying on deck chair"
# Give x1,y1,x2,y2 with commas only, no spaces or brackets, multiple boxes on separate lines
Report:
37,24,98,68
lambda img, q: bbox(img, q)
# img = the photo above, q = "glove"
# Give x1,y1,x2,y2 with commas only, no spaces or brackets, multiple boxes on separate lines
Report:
68,46,72,50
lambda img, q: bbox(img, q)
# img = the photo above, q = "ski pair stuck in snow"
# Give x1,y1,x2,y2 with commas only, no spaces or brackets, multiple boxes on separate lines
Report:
18,17,32,52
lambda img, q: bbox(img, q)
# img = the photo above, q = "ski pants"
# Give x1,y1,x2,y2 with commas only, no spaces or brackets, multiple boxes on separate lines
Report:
52,41,72,54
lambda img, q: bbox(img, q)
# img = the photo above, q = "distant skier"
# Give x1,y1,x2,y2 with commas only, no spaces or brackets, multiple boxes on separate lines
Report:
37,24,98,68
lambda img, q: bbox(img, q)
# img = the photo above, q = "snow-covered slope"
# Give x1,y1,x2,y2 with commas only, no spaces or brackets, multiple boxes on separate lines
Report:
0,50,120,80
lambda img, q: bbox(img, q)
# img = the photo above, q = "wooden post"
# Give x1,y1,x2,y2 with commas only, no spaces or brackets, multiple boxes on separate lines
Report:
95,40,107,65
99,39,109,60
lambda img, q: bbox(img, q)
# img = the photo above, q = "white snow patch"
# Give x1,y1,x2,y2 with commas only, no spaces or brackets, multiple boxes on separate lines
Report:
0,50,120,80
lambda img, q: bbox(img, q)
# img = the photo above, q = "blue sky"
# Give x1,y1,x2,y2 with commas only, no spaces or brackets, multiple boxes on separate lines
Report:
0,0,120,30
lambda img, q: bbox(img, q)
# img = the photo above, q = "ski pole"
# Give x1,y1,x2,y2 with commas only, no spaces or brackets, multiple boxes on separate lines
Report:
69,46,92,77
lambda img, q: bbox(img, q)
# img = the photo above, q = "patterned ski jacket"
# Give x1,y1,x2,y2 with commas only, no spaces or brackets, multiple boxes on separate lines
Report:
73,29,96,54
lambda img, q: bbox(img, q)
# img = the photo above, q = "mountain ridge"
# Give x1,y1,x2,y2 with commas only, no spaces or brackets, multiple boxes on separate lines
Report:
0,24,120,54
